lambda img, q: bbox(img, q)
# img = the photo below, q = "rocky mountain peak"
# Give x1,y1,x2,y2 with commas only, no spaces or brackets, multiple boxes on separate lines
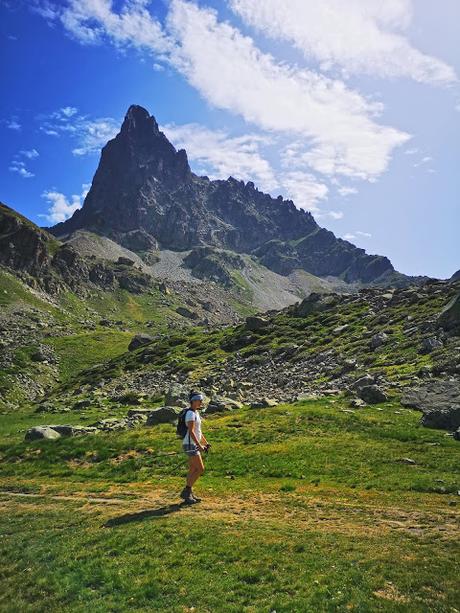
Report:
45,103,421,285
120,104,159,136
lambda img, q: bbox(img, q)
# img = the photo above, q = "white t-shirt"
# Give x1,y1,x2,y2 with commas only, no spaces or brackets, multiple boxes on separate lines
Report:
183,409,202,445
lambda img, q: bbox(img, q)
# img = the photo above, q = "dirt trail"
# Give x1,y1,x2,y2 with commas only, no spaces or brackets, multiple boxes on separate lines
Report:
1,488,458,539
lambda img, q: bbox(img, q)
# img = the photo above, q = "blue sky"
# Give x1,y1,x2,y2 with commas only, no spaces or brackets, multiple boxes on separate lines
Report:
1,0,459,279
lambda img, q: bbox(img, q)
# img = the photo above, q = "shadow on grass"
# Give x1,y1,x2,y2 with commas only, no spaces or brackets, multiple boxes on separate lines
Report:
103,502,190,527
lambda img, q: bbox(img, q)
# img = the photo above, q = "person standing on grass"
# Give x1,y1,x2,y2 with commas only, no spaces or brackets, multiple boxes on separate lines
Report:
180,391,209,504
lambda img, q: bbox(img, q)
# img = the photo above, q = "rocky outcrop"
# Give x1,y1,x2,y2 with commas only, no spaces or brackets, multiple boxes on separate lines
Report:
0,203,56,279
47,104,408,285
128,334,155,351
0,202,153,296
437,293,460,336
401,381,460,431
183,247,244,286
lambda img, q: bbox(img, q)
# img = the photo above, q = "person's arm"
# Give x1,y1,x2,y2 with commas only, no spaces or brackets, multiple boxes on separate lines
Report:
186,419,205,450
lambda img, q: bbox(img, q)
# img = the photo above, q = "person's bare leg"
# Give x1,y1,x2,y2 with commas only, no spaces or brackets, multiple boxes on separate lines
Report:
187,455,204,487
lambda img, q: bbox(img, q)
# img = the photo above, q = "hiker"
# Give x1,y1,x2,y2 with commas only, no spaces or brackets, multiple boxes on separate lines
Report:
180,391,209,504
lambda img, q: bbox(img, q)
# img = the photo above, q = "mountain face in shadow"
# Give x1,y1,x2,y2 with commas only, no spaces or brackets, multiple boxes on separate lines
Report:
47,104,400,284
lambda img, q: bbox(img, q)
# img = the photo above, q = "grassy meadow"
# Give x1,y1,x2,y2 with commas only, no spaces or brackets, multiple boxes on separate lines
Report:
0,397,459,612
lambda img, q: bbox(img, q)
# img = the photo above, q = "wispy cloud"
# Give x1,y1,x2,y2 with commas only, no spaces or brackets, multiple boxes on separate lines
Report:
325,210,344,220
38,106,120,155
8,148,40,178
230,0,457,86
20,148,39,159
163,122,278,192
166,1,410,182
337,186,358,197
40,182,90,223
164,122,333,212
9,160,34,179
412,155,433,167
34,0,411,184
343,230,372,241
4,118,21,131
278,170,329,213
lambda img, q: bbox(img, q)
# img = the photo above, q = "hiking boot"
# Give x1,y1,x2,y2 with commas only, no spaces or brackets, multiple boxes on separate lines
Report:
180,486,192,500
191,491,201,502
183,494,199,505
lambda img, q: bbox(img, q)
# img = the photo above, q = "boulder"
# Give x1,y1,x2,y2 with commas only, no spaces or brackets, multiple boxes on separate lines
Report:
146,406,180,426
128,333,154,351
357,385,388,404
437,293,460,336
25,426,61,441
250,398,278,409
176,306,199,320
419,337,443,354
164,384,189,408
295,293,339,317
369,332,388,350
47,425,74,437
205,396,243,414
127,408,156,418
245,316,270,331
349,374,374,391
117,256,135,266
401,381,460,430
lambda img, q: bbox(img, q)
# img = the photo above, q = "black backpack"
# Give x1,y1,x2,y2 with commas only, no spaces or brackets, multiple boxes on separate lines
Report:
176,408,190,438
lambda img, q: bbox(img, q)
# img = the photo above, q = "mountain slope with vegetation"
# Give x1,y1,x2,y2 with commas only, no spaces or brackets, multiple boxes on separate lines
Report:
41,279,459,417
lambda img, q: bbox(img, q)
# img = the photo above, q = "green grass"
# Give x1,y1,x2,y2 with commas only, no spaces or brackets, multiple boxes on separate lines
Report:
0,398,459,611
42,331,133,381
0,270,60,314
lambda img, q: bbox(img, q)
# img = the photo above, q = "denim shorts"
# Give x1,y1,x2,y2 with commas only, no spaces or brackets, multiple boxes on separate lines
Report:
182,443,201,456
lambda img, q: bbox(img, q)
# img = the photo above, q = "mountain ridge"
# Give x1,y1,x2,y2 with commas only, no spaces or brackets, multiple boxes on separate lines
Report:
46,104,423,286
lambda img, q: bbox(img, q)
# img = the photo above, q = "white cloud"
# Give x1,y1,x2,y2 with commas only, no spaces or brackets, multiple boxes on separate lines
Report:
279,170,328,213
163,122,278,191
71,118,120,155
31,1,61,22
39,106,120,155
165,0,410,182
337,186,358,197
20,148,39,159
230,0,457,86
164,122,334,213
40,183,90,223
6,118,21,130
35,0,411,182
325,210,344,220
54,0,173,52
9,148,40,178
9,160,34,178
60,106,78,117
412,155,433,167
343,230,372,241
